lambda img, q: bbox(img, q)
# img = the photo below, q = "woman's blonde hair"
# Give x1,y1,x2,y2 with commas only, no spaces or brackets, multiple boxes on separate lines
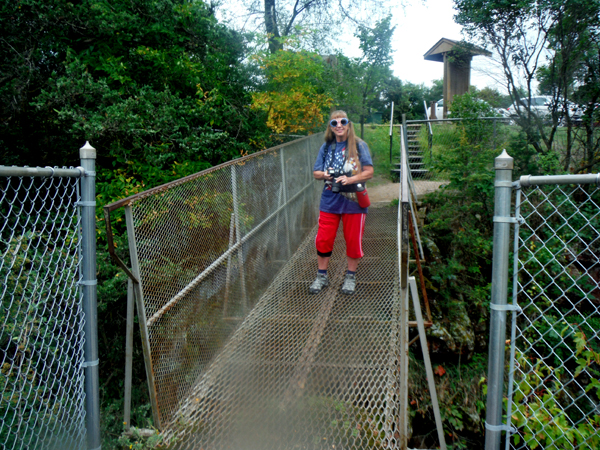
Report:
324,110,362,172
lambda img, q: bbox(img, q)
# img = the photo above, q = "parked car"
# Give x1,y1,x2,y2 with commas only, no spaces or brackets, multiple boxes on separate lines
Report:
495,107,511,118
429,97,503,119
507,95,581,124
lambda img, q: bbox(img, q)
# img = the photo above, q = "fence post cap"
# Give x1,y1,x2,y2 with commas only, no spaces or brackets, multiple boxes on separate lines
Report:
495,149,513,170
80,141,96,159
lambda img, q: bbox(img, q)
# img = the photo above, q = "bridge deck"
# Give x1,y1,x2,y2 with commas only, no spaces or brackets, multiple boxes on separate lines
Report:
164,206,402,450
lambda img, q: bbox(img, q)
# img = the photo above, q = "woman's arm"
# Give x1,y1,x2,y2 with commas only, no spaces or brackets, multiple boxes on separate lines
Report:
313,170,333,181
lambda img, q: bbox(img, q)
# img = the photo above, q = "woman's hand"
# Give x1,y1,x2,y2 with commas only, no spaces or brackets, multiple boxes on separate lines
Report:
335,166,373,185
314,168,334,181
335,174,354,185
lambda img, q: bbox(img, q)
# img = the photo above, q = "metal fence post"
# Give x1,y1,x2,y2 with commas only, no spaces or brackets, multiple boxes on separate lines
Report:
485,150,514,450
231,165,248,311
80,141,101,450
280,147,292,258
124,278,135,431
125,205,162,429
401,113,408,155
389,101,394,165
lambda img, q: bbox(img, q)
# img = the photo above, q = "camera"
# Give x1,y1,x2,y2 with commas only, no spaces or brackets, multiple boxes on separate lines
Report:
327,168,352,193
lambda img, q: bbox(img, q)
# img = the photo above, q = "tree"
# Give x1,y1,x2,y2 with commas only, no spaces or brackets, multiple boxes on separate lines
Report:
454,0,600,171
355,15,395,136
381,78,430,122
426,79,444,104
1,2,274,438
318,16,395,133
537,0,600,171
455,0,554,153
571,41,600,172
471,86,511,108
251,36,332,134
322,54,364,119
1,0,268,168
218,0,397,54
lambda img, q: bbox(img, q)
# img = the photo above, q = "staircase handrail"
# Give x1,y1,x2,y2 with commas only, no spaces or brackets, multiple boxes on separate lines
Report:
423,100,433,159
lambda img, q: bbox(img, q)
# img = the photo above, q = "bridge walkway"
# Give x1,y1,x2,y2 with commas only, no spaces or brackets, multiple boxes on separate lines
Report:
164,206,401,449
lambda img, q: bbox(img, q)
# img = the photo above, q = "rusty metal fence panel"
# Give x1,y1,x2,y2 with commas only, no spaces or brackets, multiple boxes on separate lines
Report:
0,167,87,450
503,176,600,449
106,133,326,429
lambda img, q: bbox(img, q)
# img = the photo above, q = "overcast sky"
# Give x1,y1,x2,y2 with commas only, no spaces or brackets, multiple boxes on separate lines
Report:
351,0,502,92
217,0,504,92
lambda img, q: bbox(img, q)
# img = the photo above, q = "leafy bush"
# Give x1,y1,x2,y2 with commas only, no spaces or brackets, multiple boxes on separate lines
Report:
511,331,600,449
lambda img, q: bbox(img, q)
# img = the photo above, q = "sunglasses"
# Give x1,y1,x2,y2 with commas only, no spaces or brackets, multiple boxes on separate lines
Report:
330,118,350,127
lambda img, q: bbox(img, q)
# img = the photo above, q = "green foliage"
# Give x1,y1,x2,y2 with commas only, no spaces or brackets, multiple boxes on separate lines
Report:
408,353,488,449
454,0,600,171
362,125,394,180
382,79,431,121
1,0,270,168
1,3,278,446
323,16,395,134
354,16,395,133
471,86,512,108
228,0,396,55
422,99,499,339
323,54,364,120
251,35,332,134
450,92,498,137
428,80,444,104
510,334,600,450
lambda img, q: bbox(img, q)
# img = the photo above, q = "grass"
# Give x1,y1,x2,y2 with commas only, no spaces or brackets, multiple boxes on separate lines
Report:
361,124,397,186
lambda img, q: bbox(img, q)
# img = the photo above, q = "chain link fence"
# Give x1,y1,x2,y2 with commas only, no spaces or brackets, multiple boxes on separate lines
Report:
506,178,600,449
1,164,92,449
486,163,600,450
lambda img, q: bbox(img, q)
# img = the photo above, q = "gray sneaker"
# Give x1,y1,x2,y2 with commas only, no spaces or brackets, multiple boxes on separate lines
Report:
340,273,356,295
309,273,329,294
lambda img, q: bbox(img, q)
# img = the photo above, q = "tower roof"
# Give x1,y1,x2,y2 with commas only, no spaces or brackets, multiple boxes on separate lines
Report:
424,38,491,62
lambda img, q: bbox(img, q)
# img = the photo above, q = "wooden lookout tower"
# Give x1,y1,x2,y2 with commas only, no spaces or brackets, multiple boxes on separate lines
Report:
424,38,491,118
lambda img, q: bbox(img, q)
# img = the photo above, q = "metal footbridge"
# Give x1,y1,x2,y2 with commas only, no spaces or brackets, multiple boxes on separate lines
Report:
105,132,445,449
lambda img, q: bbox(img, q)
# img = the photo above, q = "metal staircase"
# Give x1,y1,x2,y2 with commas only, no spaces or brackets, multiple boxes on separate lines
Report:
391,124,429,180
406,124,429,180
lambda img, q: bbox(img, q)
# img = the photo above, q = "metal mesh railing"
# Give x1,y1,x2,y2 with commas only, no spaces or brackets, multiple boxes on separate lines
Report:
106,133,327,430
506,179,600,449
1,169,87,450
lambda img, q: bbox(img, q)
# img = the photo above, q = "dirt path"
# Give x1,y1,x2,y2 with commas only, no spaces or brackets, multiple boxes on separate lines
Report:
367,175,445,206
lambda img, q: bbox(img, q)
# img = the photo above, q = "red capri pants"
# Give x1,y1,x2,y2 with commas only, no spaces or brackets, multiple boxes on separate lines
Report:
315,211,366,259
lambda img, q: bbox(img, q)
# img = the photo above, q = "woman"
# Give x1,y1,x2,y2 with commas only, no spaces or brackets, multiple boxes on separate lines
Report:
310,110,374,295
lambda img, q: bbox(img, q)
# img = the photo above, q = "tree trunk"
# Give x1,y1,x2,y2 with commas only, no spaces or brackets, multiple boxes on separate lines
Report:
264,0,282,53
360,117,364,140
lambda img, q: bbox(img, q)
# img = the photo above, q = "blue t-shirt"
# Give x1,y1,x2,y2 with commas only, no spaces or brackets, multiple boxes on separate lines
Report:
313,140,373,214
